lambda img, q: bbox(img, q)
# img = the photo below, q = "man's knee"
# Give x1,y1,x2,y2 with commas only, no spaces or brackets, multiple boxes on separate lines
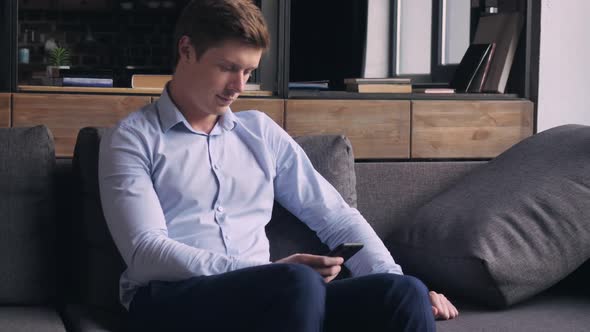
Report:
384,275,435,331
398,275,429,298
378,274,431,309
272,263,325,291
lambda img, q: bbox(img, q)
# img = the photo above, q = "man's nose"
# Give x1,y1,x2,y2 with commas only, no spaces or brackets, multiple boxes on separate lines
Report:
229,72,245,93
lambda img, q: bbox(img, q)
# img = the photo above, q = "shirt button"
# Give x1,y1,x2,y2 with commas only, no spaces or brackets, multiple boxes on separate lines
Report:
216,206,224,212
224,235,230,241
213,164,219,170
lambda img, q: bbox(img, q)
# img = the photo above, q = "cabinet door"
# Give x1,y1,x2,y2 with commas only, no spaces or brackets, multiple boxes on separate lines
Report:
13,93,150,157
412,100,534,158
0,94,10,128
151,97,285,128
231,99,284,128
286,100,411,159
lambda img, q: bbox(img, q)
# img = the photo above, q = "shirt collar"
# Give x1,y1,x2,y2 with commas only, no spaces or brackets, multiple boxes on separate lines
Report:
156,85,238,135
156,85,187,133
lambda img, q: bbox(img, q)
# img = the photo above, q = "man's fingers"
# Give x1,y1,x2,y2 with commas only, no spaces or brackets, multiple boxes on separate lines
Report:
441,294,459,319
430,291,449,320
429,291,459,320
316,264,341,277
295,254,343,267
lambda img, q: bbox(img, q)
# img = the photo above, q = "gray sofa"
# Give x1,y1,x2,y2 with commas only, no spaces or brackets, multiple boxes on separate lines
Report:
1,125,588,332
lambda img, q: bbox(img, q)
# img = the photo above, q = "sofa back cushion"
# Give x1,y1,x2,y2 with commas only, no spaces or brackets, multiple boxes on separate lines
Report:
73,128,358,310
73,127,126,312
0,126,56,304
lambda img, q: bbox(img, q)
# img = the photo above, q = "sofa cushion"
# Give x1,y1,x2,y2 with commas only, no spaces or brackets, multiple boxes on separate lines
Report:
388,124,590,308
436,291,590,332
267,135,357,261
0,307,66,332
72,127,126,312
0,126,57,304
62,304,127,332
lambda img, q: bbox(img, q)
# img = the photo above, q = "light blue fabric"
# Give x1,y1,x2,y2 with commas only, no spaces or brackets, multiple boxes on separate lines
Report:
98,87,402,309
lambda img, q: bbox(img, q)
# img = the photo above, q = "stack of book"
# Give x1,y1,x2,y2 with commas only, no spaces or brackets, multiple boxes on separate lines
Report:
344,78,412,93
447,12,522,94
60,69,114,87
449,43,496,93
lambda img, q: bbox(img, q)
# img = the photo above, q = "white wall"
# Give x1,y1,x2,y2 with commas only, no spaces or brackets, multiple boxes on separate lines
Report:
443,0,470,65
537,0,590,131
397,0,431,74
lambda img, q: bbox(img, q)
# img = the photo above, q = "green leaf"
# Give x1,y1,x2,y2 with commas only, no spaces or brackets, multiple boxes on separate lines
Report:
48,47,71,66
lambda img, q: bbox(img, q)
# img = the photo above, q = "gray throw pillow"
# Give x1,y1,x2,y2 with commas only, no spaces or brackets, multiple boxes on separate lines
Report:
387,124,590,308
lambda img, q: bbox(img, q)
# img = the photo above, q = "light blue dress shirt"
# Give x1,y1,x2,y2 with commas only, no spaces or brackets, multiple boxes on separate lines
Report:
98,88,403,309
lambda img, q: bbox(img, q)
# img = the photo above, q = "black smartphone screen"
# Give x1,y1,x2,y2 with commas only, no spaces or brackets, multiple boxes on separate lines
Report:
327,243,364,262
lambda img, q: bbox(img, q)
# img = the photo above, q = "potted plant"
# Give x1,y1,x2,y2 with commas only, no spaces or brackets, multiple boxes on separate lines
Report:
46,46,71,80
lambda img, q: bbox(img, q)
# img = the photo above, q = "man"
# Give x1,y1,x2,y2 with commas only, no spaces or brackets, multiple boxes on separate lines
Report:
99,0,458,331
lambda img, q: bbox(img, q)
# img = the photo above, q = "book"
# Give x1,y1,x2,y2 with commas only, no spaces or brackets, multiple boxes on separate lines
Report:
289,81,330,90
472,13,523,93
413,88,456,94
131,74,260,91
344,77,411,85
449,43,494,93
468,43,496,93
131,74,171,89
62,77,113,87
244,83,261,91
347,83,412,93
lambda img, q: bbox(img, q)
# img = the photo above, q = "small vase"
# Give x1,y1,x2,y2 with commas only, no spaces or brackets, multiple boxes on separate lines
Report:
46,65,70,86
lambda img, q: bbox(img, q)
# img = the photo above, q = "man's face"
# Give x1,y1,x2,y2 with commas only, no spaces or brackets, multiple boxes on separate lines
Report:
174,37,263,117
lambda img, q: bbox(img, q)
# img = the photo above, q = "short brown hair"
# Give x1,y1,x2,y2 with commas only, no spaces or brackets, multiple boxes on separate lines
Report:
173,0,270,64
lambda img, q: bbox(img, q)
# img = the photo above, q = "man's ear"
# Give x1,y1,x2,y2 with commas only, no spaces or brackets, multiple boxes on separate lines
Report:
178,36,193,61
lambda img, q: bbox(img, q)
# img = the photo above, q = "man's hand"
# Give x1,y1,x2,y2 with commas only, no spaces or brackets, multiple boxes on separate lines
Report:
275,254,344,282
429,291,459,320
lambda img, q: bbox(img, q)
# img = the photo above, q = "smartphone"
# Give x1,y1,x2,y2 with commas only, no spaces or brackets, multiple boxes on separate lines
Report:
327,243,364,262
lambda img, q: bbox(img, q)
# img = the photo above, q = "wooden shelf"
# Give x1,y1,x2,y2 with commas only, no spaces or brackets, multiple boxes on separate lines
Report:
18,85,274,97
288,90,522,100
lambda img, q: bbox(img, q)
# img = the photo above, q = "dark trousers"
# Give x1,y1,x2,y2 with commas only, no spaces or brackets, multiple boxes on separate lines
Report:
129,263,435,332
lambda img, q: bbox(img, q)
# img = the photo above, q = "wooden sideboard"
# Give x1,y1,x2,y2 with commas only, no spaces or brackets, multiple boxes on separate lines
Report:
0,94,10,128
412,100,534,158
286,100,411,159
9,92,534,159
13,94,284,157
13,93,150,157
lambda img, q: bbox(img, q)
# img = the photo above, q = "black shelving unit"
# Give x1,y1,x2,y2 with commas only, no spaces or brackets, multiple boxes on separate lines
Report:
1,0,16,92
6,0,539,108
283,0,540,104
